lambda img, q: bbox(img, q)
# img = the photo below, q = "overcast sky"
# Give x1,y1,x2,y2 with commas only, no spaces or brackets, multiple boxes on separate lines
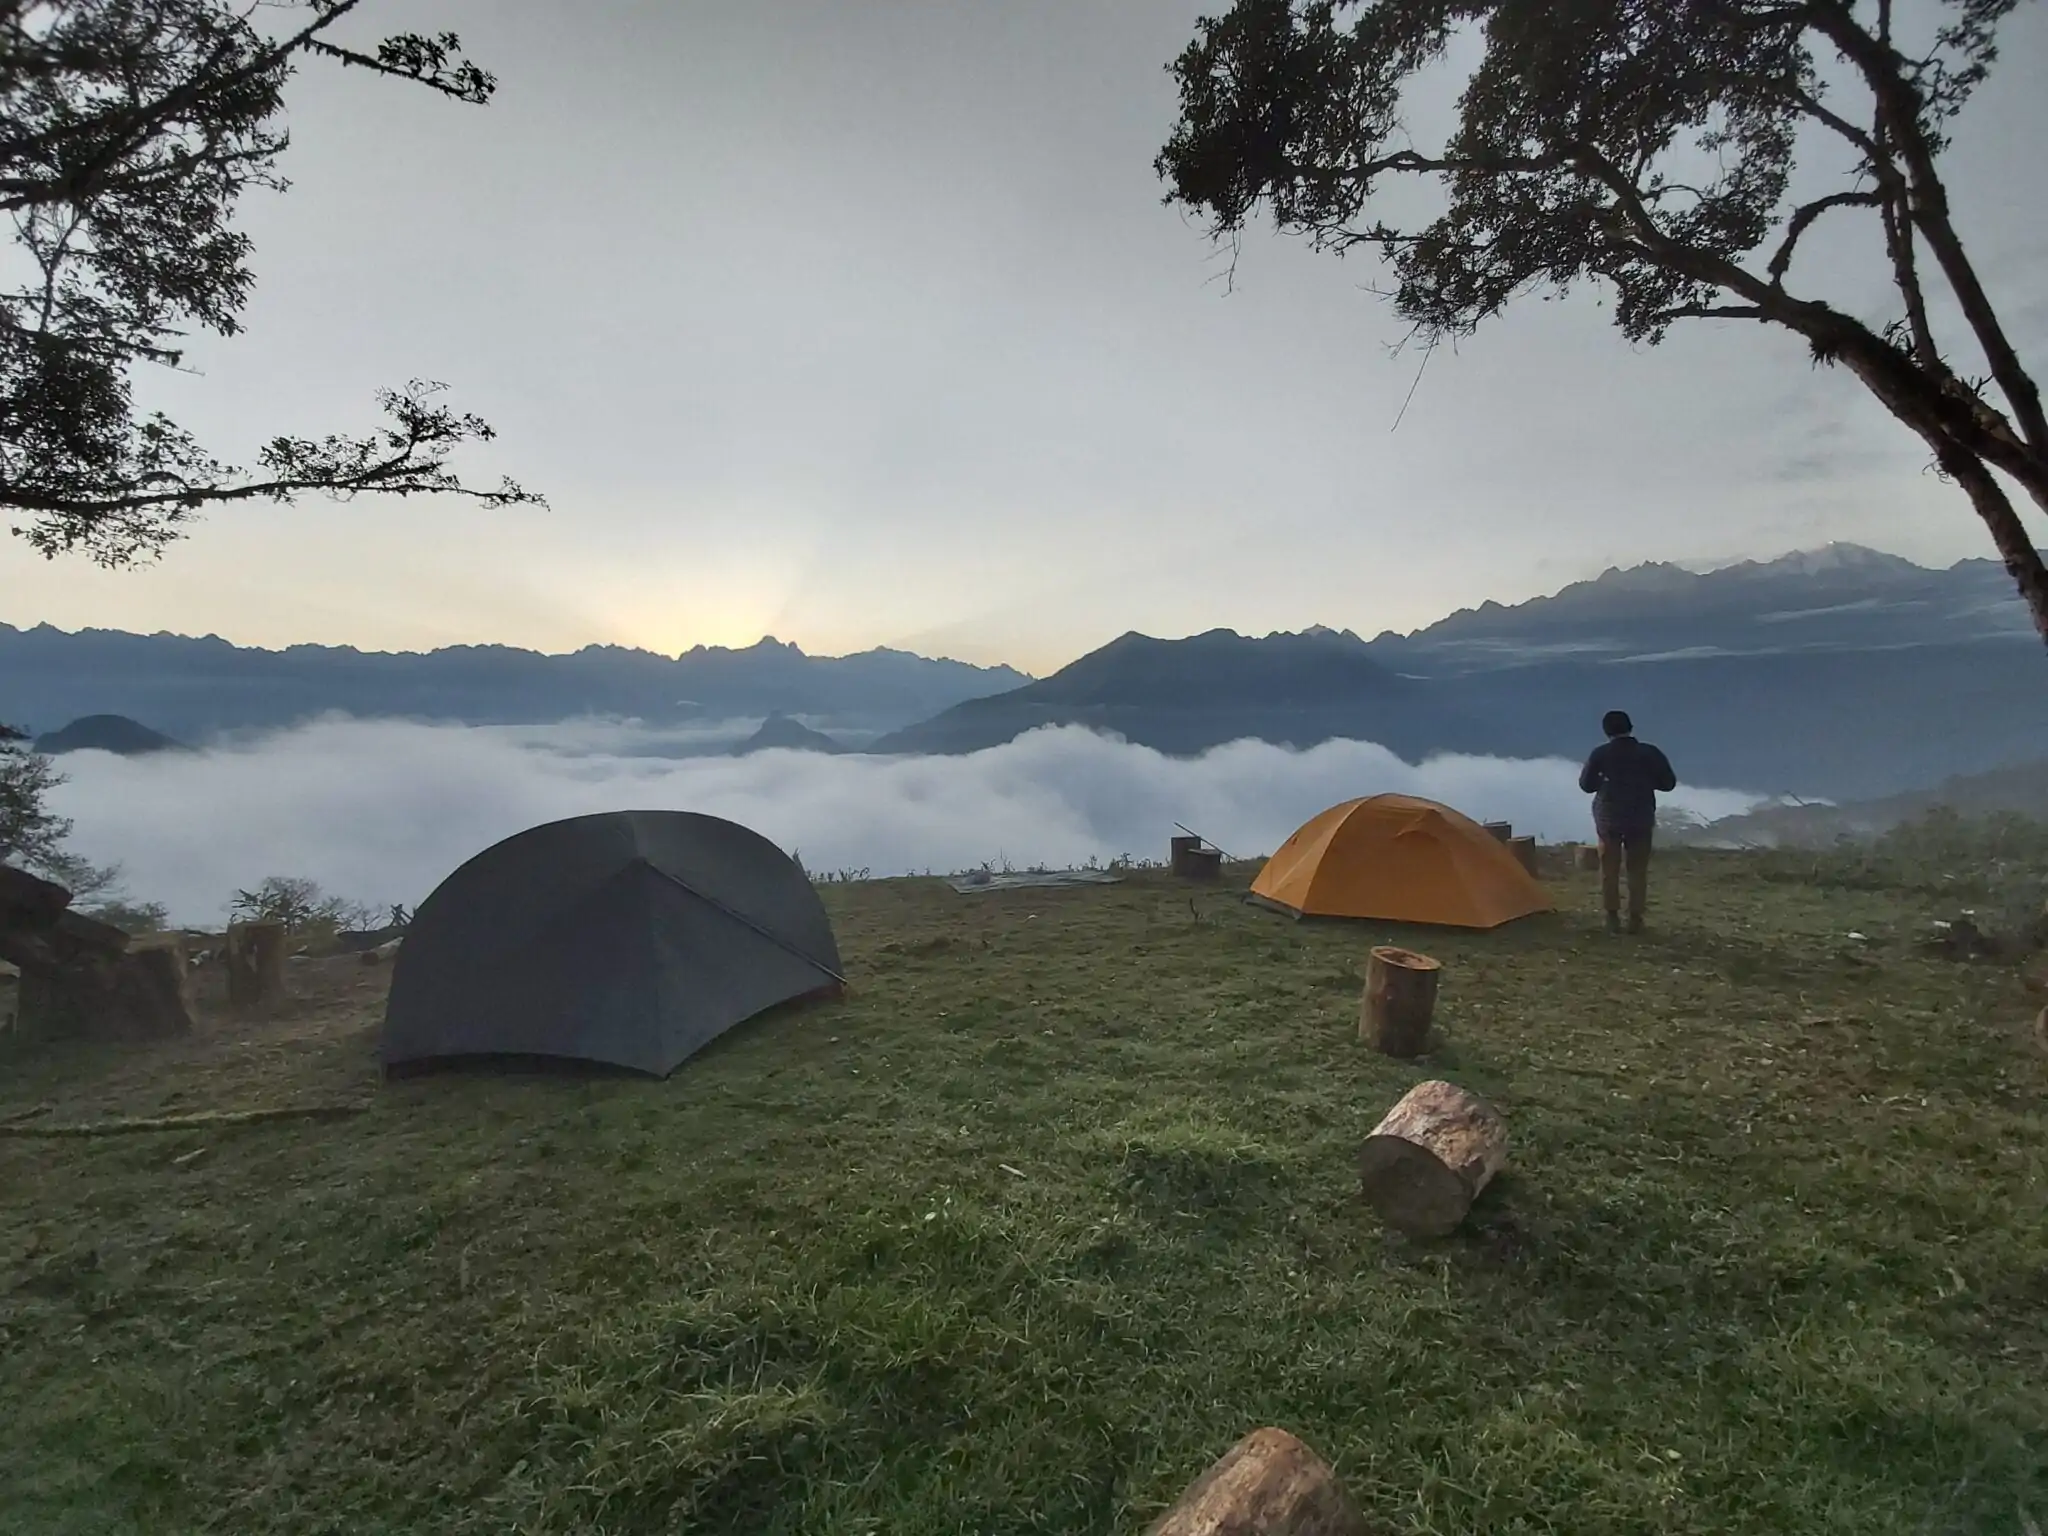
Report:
4,0,2044,674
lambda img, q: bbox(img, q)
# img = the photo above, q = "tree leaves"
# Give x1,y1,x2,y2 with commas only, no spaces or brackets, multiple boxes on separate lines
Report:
0,0,540,564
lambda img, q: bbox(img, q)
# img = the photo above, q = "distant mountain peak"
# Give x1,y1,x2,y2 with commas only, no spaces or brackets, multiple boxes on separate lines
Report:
1724,542,1926,580
34,714,188,756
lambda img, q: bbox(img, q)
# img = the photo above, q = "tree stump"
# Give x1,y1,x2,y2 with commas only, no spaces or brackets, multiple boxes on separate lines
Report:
1575,846,1601,872
1360,946,1440,1058
17,937,195,1043
225,920,289,1013
1506,835,1538,875
1145,1427,1370,1536
1359,1079,1508,1237
1481,820,1512,842
119,935,199,1036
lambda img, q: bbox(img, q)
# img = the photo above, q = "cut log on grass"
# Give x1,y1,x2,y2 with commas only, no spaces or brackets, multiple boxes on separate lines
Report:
1481,820,1512,842
1359,1079,1508,1238
1145,1427,1369,1536
1360,946,1440,1058
225,920,288,1013
1576,846,1601,872
1507,835,1538,875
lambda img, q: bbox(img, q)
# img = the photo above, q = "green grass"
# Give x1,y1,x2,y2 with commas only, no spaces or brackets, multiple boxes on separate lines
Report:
3,851,2045,1535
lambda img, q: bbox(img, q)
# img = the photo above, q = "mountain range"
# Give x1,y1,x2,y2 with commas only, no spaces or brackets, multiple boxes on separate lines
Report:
0,629,1028,743
875,545,2045,798
6,544,2044,800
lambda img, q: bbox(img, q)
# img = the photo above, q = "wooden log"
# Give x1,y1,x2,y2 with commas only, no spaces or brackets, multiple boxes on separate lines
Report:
1145,1427,1369,1536
0,862,73,926
52,907,131,957
1575,845,1601,872
1506,835,1538,875
1359,946,1440,1058
225,920,289,1013
1481,820,1512,842
1358,1079,1508,1238
0,1102,369,1139
0,909,129,972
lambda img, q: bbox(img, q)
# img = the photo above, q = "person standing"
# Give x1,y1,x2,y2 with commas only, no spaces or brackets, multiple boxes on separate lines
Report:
1578,710,1677,934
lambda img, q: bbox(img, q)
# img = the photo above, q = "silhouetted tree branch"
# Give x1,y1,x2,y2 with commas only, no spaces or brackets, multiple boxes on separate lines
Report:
0,0,541,565
1156,0,2048,643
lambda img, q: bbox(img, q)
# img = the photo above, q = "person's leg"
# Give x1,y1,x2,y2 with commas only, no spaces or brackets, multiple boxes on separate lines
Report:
1625,826,1653,931
1598,830,1623,931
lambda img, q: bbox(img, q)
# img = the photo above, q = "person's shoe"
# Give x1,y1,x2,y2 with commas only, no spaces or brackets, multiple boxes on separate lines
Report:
1605,910,1622,934
1626,912,1645,934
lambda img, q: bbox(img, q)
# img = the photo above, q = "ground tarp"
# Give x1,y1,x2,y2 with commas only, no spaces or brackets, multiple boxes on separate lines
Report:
946,870,1125,893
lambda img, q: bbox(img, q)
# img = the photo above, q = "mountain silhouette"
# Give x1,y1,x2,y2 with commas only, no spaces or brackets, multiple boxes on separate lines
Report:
33,714,189,757
733,713,846,755
0,627,1029,743
872,548,2047,798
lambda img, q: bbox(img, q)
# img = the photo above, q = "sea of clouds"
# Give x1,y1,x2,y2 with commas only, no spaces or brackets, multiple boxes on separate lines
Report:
45,717,1763,926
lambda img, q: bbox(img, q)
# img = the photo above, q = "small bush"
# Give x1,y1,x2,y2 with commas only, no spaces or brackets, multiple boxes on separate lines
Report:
229,876,377,936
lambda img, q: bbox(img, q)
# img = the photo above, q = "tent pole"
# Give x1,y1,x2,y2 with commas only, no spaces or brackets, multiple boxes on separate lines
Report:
639,861,849,987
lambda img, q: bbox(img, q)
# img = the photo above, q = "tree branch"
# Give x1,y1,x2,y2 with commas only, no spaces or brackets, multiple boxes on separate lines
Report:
1767,189,1882,285
1647,303,1771,323
1810,2,2048,458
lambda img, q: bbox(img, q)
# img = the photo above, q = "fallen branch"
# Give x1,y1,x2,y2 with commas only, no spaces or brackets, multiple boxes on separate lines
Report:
0,1103,370,1139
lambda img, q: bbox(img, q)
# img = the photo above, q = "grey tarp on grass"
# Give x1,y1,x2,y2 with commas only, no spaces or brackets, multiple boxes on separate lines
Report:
945,869,1125,893
381,809,843,1078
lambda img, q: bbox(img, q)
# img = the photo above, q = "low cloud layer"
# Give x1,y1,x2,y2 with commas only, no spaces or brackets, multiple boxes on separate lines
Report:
47,718,1761,926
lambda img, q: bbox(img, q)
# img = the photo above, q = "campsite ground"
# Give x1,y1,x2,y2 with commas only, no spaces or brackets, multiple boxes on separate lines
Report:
2,851,2044,1535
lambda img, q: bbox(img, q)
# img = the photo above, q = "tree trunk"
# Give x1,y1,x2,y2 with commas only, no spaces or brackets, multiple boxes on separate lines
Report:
1360,946,1440,1058
1932,440,2048,646
225,920,288,1014
1145,1427,1370,1536
1359,1079,1508,1237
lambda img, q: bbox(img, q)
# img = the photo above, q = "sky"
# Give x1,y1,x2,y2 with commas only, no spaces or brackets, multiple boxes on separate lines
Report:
49,719,1759,926
4,0,2045,675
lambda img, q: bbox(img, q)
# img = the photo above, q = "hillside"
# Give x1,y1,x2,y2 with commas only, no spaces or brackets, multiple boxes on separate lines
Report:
0,626,1031,744
1371,543,2029,671
1679,757,2048,847
873,548,2048,799
3,857,2041,1533
871,627,1535,760
733,712,847,755
31,714,187,757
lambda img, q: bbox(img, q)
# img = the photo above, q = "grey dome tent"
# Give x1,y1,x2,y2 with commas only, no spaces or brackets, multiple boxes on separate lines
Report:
381,810,844,1078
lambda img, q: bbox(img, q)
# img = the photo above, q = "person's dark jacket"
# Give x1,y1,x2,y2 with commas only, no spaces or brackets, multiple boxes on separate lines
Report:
1579,734,1677,835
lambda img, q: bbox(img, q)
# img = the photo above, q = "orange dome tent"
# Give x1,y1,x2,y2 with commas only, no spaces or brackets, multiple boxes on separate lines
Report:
1250,794,1554,930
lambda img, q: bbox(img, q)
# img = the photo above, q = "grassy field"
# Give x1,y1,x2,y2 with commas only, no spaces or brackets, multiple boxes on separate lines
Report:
3,850,2045,1535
